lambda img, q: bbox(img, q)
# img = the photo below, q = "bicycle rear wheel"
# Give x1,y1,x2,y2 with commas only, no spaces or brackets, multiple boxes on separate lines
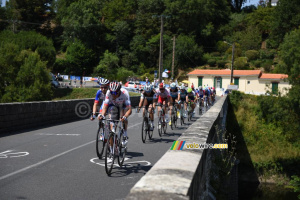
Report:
141,118,147,143
96,125,105,159
105,133,115,175
118,130,126,167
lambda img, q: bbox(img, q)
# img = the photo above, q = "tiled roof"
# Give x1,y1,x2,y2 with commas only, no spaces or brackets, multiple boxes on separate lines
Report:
260,73,288,79
188,69,261,76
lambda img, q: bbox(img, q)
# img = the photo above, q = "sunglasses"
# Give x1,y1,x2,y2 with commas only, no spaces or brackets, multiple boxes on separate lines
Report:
159,88,165,91
100,87,108,89
110,91,119,95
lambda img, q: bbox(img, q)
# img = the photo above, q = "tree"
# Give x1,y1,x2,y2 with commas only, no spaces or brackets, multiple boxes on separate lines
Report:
5,0,54,33
0,30,56,67
278,28,300,85
94,50,119,80
1,51,52,102
270,0,300,47
65,39,95,75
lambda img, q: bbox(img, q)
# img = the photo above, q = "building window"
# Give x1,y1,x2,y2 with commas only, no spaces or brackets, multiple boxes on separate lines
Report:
247,81,250,84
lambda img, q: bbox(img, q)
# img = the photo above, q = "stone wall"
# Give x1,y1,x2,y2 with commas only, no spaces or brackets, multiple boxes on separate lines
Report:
126,95,231,200
0,96,140,133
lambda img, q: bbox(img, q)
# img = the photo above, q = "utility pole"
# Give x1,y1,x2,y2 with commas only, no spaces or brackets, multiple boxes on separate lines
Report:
230,42,235,84
171,36,176,80
158,15,164,83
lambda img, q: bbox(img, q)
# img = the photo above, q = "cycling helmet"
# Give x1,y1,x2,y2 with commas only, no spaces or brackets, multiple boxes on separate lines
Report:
144,84,152,92
109,81,121,92
180,85,186,90
187,88,192,93
170,82,176,90
199,86,202,90
212,87,215,90
99,78,110,86
159,82,165,89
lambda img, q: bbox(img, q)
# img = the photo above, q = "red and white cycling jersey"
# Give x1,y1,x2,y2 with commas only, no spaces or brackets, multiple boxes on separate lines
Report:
103,88,131,108
155,88,170,99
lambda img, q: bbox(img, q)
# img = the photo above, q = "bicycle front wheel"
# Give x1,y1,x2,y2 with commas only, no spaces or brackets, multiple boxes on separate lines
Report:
141,118,147,143
96,126,105,159
158,117,162,137
118,130,126,167
105,133,115,175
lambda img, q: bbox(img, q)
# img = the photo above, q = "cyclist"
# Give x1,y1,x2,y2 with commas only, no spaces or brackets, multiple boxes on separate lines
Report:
155,82,171,123
169,82,179,125
99,81,132,145
186,88,196,115
204,86,211,106
178,84,187,118
138,84,157,130
90,78,110,121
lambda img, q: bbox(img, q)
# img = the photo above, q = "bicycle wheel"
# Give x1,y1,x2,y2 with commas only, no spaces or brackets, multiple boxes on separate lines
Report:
105,133,115,175
141,118,148,143
148,123,153,139
158,117,162,137
163,120,167,134
96,125,105,159
118,130,126,167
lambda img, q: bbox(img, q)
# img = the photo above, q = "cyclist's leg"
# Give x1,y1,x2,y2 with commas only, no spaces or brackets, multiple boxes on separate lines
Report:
157,96,163,117
142,98,149,117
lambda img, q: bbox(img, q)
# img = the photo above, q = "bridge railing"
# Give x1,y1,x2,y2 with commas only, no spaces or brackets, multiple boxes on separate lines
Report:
127,95,231,200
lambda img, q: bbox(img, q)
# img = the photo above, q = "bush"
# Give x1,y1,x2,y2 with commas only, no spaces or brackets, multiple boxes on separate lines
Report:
217,60,227,68
245,50,259,61
259,49,277,60
253,60,262,67
208,59,217,67
261,59,273,72
234,57,248,69
211,52,221,57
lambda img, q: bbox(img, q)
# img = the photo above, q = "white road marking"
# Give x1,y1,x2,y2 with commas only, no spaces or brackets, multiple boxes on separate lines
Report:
0,122,143,181
0,150,29,158
36,133,81,136
90,157,151,168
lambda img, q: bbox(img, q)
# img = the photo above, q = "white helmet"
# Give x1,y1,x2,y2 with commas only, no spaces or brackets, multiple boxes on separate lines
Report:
180,85,185,90
99,78,110,86
109,81,121,92
144,84,152,92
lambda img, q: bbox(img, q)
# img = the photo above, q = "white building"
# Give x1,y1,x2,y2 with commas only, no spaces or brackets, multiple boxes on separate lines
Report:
187,69,290,95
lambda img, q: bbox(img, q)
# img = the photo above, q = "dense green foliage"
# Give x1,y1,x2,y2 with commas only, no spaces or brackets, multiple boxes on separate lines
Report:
0,0,300,103
229,91,300,178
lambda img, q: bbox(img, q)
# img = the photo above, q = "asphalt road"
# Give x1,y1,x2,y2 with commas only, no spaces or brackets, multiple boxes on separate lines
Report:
0,102,215,200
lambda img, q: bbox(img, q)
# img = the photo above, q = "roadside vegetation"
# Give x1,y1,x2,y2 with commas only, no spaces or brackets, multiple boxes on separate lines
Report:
229,91,300,197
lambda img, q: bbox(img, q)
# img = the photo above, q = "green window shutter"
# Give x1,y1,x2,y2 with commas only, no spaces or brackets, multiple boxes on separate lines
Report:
214,77,216,88
198,77,202,87
220,77,222,88
272,82,278,94
234,78,239,86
